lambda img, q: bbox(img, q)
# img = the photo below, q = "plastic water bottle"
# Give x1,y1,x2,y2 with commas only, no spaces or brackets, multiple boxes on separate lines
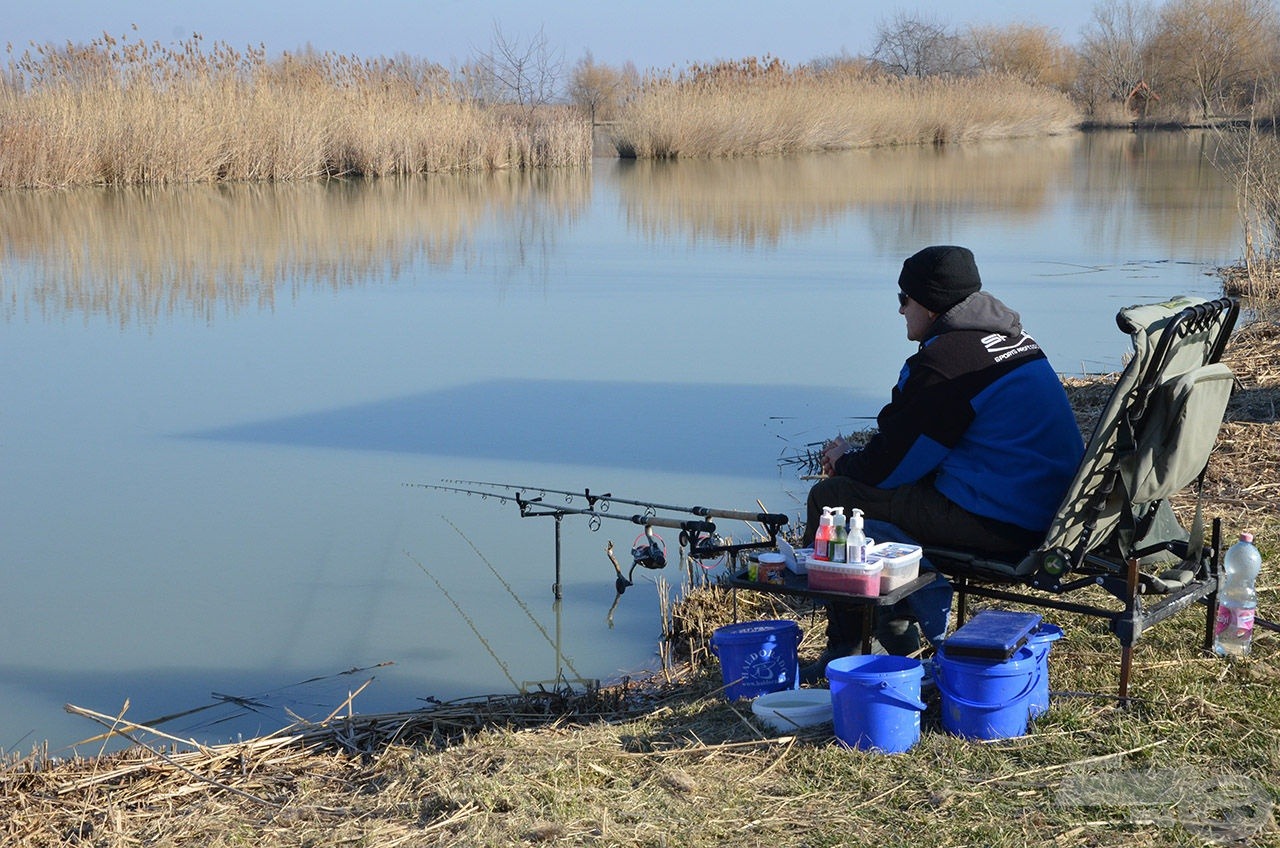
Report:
814,507,834,561
1214,532,1262,657
846,508,868,564
830,507,848,563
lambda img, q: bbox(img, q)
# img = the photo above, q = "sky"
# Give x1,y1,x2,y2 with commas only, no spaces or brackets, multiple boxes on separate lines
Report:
8,1,1101,72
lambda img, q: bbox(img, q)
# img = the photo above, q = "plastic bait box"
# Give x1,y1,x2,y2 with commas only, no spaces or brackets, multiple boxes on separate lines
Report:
806,559,883,596
864,542,922,594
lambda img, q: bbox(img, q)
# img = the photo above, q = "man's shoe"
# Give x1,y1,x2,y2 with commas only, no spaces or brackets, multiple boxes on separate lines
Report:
799,660,826,686
799,649,846,685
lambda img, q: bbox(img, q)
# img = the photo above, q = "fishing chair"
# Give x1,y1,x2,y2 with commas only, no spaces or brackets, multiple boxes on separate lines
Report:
922,295,1240,700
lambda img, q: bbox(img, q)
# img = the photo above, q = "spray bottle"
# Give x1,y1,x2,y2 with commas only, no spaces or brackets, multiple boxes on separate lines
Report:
814,507,834,561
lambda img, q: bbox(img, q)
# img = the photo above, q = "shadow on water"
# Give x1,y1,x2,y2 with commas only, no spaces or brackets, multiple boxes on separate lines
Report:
182,378,876,476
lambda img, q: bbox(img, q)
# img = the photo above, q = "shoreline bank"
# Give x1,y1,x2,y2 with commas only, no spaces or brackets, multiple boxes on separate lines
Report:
4,299,1278,848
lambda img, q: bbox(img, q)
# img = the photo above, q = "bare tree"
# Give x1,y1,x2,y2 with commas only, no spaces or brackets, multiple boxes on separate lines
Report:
567,51,634,123
871,12,972,78
1146,0,1280,119
968,23,1078,90
1075,0,1157,114
471,22,564,107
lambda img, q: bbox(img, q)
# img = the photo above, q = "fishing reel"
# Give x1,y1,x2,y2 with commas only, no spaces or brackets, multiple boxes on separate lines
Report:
631,526,667,570
611,527,668,596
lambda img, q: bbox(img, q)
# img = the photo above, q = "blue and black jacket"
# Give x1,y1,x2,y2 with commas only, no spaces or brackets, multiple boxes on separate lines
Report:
834,291,1084,533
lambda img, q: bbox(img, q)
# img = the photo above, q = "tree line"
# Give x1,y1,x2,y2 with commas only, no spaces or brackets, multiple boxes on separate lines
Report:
550,0,1280,124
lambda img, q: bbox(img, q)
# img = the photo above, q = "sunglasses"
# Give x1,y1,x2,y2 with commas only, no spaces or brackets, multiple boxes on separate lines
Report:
897,291,910,307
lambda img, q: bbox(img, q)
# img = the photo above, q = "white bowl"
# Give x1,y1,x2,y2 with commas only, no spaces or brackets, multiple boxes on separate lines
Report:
751,688,833,732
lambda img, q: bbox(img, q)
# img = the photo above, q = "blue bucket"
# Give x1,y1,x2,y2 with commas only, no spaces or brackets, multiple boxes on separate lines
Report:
826,654,926,754
936,643,1039,740
1027,623,1063,719
709,620,800,701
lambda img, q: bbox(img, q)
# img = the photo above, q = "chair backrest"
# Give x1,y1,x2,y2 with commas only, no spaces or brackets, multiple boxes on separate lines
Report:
1022,295,1239,580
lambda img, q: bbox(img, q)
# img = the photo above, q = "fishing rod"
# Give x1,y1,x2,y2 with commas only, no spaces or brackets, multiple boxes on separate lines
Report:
410,484,716,534
412,482,717,598
412,480,790,597
441,478,790,528
513,493,718,536
430,479,790,559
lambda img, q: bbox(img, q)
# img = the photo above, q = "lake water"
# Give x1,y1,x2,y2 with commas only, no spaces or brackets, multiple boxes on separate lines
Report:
0,130,1242,753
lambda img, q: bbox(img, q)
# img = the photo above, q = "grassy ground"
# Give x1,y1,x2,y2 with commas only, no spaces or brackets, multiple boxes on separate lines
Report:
3,306,1277,847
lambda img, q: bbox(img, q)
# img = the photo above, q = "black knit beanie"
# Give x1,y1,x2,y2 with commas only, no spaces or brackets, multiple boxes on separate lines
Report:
897,245,982,313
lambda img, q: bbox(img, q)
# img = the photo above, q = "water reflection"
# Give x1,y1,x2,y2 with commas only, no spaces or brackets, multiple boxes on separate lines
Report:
0,169,592,326
611,131,1239,254
613,136,1079,247
1070,131,1241,258
0,131,1243,327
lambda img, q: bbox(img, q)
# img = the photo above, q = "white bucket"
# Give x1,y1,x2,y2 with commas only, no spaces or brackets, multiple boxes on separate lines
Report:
751,689,833,732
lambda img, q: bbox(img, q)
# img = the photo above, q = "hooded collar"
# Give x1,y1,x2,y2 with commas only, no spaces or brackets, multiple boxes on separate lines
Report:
923,291,1023,343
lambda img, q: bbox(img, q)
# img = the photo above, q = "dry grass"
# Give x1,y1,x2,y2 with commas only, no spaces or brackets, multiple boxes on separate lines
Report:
0,32,590,189
5,309,1278,847
1192,317,1280,531
1212,127,1280,300
610,60,1082,159
5,617,1276,846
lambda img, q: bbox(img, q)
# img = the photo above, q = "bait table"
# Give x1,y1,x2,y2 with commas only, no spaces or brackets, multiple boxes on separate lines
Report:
725,567,943,654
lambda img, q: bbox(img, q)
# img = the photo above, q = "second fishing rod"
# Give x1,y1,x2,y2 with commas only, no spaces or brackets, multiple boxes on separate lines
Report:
442,478,790,527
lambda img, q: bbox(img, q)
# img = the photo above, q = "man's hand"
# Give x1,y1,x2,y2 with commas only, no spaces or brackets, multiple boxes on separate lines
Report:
820,437,852,476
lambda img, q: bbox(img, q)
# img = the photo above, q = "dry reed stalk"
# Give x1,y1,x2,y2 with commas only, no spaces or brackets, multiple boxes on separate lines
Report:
1211,126,1280,300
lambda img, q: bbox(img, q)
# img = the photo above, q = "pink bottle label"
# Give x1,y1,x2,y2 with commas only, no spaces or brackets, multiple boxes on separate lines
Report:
1215,606,1256,639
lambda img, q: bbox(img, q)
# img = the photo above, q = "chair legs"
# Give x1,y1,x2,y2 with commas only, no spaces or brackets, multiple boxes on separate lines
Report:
944,549,1218,704
1114,557,1142,703
1203,517,1222,652
956,584,970,626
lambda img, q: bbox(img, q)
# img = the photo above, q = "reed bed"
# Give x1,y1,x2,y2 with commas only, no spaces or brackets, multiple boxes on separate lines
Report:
611,62,1082,159
0,33,591,189
1211,126,1280,302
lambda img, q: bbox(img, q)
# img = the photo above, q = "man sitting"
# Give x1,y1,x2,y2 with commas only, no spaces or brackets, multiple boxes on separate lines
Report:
801,245,1083,678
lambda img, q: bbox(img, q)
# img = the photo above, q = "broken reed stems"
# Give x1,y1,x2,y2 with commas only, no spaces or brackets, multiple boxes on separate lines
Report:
63,704,284,810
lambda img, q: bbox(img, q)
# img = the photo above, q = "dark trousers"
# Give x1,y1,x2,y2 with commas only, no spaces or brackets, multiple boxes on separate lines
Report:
802,474,1041,656
802,474,1040,552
